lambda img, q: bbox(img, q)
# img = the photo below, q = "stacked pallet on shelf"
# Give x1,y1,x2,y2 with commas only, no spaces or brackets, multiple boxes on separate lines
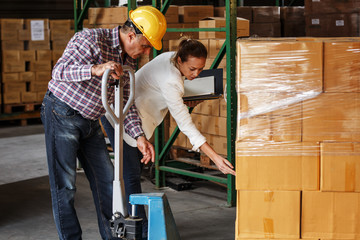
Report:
305,0,360,37
0,18,76,116
235,37,360,239
1,18,50,112
250,6,281,37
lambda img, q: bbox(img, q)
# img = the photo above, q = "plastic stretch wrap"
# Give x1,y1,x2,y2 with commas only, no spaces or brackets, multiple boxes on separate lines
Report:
235,38,360,191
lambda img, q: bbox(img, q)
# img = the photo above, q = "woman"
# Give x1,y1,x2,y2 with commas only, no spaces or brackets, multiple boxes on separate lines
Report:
101,37,235,237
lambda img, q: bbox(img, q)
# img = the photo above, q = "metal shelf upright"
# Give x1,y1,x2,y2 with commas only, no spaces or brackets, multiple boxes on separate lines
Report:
154,0,237,207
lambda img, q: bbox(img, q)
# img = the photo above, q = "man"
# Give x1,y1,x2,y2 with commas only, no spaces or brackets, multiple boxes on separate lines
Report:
40,6,166,240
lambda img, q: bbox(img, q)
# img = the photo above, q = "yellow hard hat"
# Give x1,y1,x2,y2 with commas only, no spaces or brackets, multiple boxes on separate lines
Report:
129,6,167,50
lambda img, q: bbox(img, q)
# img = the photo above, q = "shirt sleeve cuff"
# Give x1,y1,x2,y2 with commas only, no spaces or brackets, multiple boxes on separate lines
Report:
191,137,207,152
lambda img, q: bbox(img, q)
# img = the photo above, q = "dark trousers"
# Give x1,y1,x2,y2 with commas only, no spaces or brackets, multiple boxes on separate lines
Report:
41,90,114,240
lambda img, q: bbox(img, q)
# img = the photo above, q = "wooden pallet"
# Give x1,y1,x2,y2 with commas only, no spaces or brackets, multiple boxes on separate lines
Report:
3,102,42,114
0,102,42,126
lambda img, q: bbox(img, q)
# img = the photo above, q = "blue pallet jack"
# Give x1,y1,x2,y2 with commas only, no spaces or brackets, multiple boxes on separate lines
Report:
101,67,181,240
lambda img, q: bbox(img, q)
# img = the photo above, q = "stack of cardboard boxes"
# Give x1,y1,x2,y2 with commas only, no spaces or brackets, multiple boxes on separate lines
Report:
0,18,75,109
1,18,52,106
164,5,214,51
235,37,360,239
305,0,360,37
250,7,281,37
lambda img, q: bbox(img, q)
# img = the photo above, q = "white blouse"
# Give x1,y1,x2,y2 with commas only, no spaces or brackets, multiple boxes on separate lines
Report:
123,51,206,151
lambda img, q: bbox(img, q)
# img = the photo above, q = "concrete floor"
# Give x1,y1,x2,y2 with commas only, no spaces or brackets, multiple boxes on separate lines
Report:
0,124,236,240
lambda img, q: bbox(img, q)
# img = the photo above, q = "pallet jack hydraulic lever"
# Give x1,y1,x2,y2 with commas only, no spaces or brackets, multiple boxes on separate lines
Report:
101,67,181,240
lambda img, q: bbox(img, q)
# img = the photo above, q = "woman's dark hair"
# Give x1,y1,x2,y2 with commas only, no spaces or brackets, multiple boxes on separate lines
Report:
171,36,207,65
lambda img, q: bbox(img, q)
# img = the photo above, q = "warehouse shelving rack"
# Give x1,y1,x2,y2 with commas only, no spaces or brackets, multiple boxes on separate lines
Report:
73,0,238,207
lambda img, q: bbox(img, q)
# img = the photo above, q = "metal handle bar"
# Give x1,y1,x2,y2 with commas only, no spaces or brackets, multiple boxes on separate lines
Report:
101,66,135,124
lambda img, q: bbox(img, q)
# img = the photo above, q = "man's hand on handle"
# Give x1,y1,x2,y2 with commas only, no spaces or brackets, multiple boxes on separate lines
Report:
92,61,124,79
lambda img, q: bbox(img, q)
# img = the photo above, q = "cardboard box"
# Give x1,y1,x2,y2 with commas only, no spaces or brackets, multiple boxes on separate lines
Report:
51,41,68,53
36,50,52,61
29,81,48,92
204,57,226,70
282,20,306,37
321,142,360,192
3,82,26,93
3,92,21,104
324,40,360,92
199,17,249,39
305,0,360,14
49,19,73,31
236,141,320,190
238,91,303,142
2,73,20,83
214,7,225,17
36,71,52,81
1,28,18,41
28,39,51,50
165,5,179,23
236,39,323,93
192,99,220,116
250,22,281,37
164,23,199,40
21,50,36,61
2,50,21,62
179,5,214,23
252,7,280,23
20,72,36,82
0,19,24,31
88,7,128,25
237,7,252,21
281,6,305,23
237,115,272,141
302,191,360,239
192,114,227,137
19,28,50,41
302,93,360,142
306,13,359,37
2,61,25,73
29,61,52,71
0,19,24,40
1,40,24,50
21,92,37,103
219,98,226,117
236,190,301,239
50,30,74,42
24,19,50,30
204,133,227,156
209,39,225,58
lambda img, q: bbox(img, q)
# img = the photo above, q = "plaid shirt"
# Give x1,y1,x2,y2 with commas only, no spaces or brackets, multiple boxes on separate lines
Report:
48,27,143,139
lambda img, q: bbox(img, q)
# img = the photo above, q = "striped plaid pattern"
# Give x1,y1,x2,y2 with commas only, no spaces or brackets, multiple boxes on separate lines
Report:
48,27,143,139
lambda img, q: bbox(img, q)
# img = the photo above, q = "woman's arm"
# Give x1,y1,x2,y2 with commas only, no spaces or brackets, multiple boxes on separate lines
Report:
199,142,236,176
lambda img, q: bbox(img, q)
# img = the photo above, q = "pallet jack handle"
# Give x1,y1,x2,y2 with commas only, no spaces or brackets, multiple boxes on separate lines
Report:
101,66,135,125
101,66,135,218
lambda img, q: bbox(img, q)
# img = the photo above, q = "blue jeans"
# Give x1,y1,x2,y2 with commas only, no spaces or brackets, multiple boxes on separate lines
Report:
100,116,148,236
41,91,115,240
